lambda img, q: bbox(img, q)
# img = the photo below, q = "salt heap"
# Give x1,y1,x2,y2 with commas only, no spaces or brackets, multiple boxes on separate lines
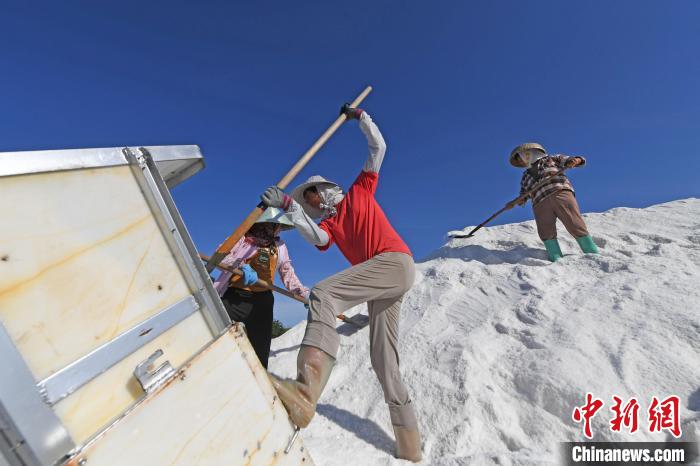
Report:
270,198,700,465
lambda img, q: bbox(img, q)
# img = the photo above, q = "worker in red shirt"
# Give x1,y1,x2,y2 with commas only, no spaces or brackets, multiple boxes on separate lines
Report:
260,105,421,462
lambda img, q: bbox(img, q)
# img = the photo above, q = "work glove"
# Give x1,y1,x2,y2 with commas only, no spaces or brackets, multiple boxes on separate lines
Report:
340,102,363,120
260,186,292,210
564,156,584,168
240,264,258,286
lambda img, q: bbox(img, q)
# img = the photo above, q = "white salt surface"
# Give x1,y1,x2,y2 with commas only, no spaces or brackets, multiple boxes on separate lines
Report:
269,198,700,465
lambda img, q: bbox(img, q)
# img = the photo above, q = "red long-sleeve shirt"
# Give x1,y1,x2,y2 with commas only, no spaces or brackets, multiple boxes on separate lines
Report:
317,171,411,265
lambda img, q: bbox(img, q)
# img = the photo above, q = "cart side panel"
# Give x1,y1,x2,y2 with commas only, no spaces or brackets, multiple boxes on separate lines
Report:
0,165,195,380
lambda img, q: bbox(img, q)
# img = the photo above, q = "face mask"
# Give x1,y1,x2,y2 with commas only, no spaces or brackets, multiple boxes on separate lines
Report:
246,223,278,246
317,185,345,219
518,149,546,167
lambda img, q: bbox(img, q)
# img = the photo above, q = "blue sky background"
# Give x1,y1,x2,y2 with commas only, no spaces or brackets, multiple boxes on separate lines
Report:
2,1,699,325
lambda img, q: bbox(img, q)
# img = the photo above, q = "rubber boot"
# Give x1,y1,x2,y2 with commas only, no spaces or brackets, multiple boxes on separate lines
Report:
576,235,599,254
393,425,422,462
269,345,334,427
543,238,563,262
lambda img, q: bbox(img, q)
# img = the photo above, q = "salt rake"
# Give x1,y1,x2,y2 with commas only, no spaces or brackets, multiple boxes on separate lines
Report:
449,169,568,239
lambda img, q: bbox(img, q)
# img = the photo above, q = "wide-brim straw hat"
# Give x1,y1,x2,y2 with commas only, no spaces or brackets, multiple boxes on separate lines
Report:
509,142,547,167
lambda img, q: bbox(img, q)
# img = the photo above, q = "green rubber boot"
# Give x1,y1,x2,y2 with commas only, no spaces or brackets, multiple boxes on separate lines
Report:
576,235,599,254
543,239,563,262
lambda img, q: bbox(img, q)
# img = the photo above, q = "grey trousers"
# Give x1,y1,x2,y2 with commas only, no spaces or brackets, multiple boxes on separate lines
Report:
533,189,589,241
302,252,418,428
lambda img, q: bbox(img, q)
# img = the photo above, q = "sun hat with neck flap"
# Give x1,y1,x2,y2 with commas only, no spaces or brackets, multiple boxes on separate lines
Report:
291,175,343,220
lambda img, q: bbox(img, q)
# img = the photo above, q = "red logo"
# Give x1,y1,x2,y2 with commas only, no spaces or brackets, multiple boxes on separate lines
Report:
572,394,682,439
648,395,681,438
609,396,640,434
572,393,604,439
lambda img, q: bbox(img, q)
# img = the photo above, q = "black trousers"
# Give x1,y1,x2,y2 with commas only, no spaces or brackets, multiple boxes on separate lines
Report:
221,287,274,368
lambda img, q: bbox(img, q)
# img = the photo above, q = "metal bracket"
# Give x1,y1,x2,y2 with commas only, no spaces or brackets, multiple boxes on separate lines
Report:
0,324,74,466
133,350,175,394
121,146,231,335
123,147,147,169
37,296,198,406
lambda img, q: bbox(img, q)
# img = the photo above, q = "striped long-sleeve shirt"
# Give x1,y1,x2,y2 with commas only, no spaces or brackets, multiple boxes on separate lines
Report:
520,155,585,206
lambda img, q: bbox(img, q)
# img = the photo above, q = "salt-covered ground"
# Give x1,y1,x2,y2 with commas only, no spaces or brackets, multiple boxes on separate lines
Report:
269,198,700,465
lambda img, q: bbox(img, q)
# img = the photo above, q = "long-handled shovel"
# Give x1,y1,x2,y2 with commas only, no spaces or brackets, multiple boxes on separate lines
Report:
205,86,373,273
200,254,368,328
449,169,568,239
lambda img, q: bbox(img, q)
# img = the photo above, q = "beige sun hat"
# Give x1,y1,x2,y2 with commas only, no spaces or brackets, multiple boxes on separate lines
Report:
290,175,341,219
509,143,547,167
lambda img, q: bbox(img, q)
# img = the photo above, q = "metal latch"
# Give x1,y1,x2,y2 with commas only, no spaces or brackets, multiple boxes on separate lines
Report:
133,349,175,394
284,426,301,454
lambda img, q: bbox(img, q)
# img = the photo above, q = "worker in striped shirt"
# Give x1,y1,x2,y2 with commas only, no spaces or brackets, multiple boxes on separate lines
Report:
508,142,599,262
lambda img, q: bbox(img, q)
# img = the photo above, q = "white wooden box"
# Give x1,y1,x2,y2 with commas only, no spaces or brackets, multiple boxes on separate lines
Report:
0,146,312,466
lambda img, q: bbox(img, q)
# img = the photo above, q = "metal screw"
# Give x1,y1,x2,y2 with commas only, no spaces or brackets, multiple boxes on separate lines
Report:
79,459,87,465
180,373,187,381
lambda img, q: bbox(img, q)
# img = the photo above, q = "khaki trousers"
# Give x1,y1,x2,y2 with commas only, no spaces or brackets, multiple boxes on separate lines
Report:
533,190,589,241
302,252,418,428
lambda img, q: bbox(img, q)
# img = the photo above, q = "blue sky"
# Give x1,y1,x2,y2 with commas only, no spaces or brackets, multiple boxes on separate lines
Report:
2,1,699,325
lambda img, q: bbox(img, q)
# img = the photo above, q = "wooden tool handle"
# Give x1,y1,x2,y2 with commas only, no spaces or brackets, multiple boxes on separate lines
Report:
205,86,373,272
200,253,308,304
275,85,373,189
